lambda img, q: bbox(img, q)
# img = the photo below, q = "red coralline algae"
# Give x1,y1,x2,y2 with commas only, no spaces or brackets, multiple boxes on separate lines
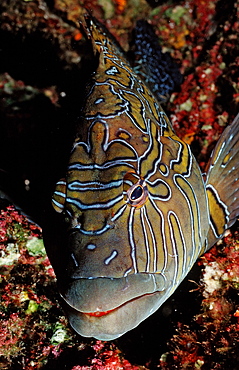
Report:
71,341,143,370
199,231,239,294
159,326,205,369
0,313,24,359
149,0,238,168
0,205,72,369
169,63,225,151
159,230,239,369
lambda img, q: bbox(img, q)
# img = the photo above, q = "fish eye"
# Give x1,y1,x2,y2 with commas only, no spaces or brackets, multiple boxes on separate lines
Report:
130,185,143,201
123,171,148,208
127,181,148,208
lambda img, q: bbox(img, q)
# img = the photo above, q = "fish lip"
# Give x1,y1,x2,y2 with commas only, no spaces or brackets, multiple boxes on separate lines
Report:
72,290,160,316
62,288,169,340
59,272,167,313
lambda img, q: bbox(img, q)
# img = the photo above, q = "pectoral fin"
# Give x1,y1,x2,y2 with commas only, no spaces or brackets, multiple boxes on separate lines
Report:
205,113,239,249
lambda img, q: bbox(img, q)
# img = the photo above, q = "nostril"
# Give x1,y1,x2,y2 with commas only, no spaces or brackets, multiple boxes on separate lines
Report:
70,214,115,234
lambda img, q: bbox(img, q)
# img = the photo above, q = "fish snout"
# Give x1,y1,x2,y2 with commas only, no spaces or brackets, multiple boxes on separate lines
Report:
65,225,136,279
60,273,170,340
60,273,167,313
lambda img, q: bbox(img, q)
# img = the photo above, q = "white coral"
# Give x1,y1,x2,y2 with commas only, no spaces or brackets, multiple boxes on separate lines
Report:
0,242,20,266
202,261,223,297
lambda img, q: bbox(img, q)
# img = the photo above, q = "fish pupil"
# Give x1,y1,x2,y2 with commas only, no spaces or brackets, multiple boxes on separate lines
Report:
131,185,143,200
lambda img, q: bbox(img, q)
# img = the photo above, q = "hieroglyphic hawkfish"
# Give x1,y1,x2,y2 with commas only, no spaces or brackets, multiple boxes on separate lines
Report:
43,14,239,340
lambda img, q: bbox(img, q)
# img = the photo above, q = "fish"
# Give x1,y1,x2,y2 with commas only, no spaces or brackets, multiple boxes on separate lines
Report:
131,19,183,102
44,14,239,341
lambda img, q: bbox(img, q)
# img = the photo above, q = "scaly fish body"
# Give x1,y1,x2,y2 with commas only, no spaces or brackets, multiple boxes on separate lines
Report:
46,15,239,340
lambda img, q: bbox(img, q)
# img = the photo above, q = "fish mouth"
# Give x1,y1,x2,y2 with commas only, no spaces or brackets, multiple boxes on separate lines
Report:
84,307,116,317
60,273,168,340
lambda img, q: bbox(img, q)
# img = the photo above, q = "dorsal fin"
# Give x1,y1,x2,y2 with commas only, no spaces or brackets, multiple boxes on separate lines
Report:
131,20,182,103
205,113,239,250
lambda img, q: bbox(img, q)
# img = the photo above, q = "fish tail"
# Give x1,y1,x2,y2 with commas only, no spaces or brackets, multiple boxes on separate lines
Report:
205,113,239,250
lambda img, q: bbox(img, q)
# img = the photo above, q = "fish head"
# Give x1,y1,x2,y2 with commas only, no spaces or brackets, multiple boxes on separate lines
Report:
50,148,179,340
47,108,209,341
48,109,209,340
